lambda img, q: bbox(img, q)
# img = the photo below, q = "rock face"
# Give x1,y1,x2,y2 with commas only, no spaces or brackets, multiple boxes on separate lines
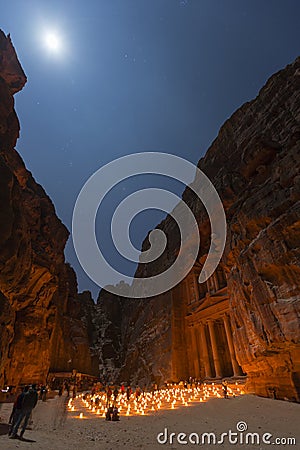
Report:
83,283,131,384
0,30,95,386
91,289,124,381
110,57,300,400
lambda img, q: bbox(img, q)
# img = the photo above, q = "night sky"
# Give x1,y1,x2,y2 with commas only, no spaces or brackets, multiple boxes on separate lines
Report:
1,0,300,298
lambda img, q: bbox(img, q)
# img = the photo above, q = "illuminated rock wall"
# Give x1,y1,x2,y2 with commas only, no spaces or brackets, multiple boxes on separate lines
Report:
118,57,300,401
0,30,94,386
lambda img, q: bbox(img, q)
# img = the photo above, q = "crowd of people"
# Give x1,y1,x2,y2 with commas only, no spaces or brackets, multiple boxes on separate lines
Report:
83,382,148,422
5,380,77,440
3,376,231,439
58,380,77,398
82,378,230,423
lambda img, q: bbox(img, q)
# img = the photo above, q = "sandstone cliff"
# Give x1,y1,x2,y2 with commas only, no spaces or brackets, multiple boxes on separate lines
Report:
0,30,95,387
114,57,300,400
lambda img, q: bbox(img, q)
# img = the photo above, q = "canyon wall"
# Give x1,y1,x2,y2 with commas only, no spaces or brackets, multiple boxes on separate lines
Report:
114,57,300,400
1,29,299,401
0,31,95,387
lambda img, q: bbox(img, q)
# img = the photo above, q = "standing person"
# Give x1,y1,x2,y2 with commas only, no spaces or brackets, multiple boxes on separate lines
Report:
41,385,47,402
8,386,29,436
120,383,125,395
9,387,22,424
151,383,155,396
10,384,38,440
135,386,141,401
222,381,228,399
106,385,112,407
113,386,119,406
65,381,70,397
126,386,131,402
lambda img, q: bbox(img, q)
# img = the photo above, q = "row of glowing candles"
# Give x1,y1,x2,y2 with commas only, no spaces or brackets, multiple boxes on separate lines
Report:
68,382,245,419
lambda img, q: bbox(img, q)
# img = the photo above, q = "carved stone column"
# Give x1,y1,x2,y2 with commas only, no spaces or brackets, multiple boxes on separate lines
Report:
190,326,200,377
206,278,211,294
199,323,212,378
206,276,216,294
207,320,222,378
212,272,219,292
192,274,199,302
223,314,243,377
184,279,190,305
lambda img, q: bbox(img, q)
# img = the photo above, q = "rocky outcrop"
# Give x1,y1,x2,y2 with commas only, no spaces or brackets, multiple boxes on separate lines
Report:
118,290,173,387
0,30,95,387
114,57,300,400
85,283,131,383
92,289,123,382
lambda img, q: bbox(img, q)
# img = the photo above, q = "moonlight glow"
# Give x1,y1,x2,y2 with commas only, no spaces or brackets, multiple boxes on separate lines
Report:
44,31,62,53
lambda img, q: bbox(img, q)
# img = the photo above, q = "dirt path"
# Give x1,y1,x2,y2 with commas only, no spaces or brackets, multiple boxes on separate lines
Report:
0,394,299,449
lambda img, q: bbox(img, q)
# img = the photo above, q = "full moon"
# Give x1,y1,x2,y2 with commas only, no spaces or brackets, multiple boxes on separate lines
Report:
44,32,61,52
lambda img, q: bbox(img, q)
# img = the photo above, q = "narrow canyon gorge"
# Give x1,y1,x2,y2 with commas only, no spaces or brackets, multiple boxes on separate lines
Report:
0,30,299,401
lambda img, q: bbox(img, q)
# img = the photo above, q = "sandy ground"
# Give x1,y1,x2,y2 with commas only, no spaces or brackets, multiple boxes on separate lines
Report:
0,393,299,450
